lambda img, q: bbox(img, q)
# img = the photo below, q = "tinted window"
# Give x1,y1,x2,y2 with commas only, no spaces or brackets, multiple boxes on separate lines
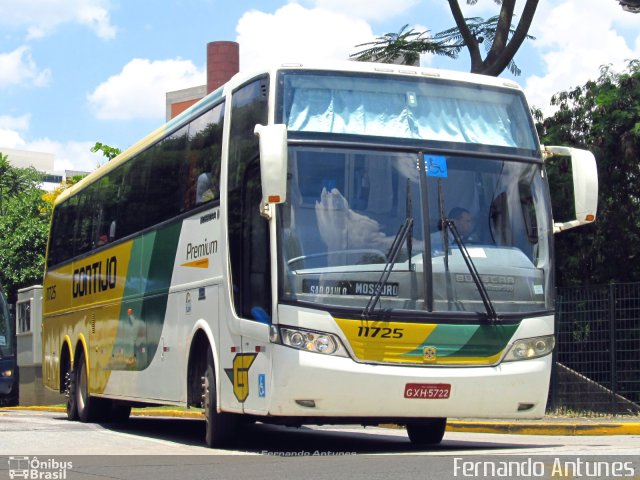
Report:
186,103,224,209
228,77,270,319
47,101,226,268
117,150,152,239
145,125,189,226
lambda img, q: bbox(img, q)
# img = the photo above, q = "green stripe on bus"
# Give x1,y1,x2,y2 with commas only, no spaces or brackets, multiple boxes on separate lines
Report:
403,322,519,359
141,222,182,365
111,222,182,371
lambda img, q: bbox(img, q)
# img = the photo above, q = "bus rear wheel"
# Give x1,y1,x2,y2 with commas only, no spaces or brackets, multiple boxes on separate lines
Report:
202,354,236,448
74,351,99,423
406,418,447,445
65,369,79,421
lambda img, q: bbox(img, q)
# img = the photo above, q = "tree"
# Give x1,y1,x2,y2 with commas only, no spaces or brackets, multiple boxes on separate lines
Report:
618,0,640,13
0,153,52,302
352,25,458,66
91,142,121,161
351,0,538,77
537,60,640,286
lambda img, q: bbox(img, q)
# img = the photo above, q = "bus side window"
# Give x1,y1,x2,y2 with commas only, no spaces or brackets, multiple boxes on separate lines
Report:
93,172,121,245
48,200,75,267
74,186,97,256
145,126,188,226
118,153,151,238
187,102,224,209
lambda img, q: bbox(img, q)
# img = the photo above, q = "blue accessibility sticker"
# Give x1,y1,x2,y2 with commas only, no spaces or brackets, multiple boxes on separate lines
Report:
258,374,266,398
424,154,448,178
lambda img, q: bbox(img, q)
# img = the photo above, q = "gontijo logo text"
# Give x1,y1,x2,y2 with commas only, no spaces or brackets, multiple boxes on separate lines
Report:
72,256,117,298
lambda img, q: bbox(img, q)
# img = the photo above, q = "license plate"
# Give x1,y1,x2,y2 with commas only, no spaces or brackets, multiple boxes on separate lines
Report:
404,383,451,399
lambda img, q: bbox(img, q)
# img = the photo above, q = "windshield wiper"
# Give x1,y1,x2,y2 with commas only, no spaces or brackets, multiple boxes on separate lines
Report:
444,218,500,324
362,216,413,319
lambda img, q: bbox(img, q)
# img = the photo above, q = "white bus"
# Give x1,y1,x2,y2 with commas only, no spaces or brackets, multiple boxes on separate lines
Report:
42,62,598,447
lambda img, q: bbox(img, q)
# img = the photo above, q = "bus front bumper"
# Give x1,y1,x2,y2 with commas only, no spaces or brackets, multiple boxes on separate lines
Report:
267,345,551,420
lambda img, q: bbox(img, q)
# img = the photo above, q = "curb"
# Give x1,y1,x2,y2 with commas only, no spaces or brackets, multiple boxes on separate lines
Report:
2,405,204,419
446,420,640,436
5,407,640,436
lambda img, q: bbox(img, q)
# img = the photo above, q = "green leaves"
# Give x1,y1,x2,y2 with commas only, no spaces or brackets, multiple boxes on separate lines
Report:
539,60,640,286
0,152,52,301
350,25,458,66
91,142,121,161
351,0,539,77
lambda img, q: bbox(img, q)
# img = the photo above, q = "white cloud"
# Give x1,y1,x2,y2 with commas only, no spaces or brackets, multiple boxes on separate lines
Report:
0,129,27,150
27,139,103,172
524,0,640,112
0,115,29,149
236,4,375,72
0,0,116,40
303,0,420,21
0,121,101,173
0,114,30,132
87,58,205,120
0,46,51,89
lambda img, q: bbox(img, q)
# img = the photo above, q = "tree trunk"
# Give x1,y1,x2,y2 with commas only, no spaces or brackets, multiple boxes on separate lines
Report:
449,0,539,76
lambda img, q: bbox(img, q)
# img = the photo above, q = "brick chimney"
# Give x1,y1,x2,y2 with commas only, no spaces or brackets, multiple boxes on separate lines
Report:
207,41,240,94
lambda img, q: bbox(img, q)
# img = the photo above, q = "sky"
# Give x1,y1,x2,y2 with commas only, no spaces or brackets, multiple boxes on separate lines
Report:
0,0,638,173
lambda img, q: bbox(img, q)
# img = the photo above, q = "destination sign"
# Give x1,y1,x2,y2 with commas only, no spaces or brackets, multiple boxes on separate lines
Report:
302,279,399,297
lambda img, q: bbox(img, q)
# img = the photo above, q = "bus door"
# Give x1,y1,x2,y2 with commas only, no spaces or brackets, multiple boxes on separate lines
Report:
226,159,272,415
224,77,273,414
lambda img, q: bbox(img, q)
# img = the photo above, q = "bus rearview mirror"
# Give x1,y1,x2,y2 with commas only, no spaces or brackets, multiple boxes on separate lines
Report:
255,124,288,205
543,146,598,233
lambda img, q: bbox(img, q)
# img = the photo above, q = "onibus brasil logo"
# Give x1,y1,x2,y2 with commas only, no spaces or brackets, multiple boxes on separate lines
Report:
8,456,73,479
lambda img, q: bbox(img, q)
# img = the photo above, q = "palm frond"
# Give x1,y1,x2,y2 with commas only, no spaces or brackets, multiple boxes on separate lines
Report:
351,24,459,65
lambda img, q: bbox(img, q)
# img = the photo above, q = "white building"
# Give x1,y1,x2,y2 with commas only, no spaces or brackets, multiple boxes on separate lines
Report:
0,147,82,191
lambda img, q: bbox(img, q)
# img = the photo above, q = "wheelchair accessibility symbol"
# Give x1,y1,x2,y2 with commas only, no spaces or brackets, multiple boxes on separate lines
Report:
424,154,448,178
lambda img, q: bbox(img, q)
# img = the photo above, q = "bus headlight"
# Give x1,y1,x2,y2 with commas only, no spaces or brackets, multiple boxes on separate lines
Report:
503,335,555,362
279,326,347,357
1,369,13,378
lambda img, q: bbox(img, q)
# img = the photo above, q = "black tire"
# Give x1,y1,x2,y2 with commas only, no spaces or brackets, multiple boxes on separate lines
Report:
406,418,447,445
203,353,236,448
66,369,79,421
75,351,99,423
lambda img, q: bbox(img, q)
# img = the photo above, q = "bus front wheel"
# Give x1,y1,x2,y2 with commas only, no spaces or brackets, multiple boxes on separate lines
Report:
406,418,447,445
202,354,236,448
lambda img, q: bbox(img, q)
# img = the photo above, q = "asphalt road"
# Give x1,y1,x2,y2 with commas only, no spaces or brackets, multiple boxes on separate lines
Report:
1,409,639,479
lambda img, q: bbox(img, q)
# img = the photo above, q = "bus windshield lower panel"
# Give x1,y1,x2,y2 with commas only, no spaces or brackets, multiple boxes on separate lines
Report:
278,147,554,317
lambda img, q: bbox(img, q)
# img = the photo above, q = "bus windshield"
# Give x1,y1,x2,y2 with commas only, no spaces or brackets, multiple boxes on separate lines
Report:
0,289,12,358
278,147,554,317
279,70,538,155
